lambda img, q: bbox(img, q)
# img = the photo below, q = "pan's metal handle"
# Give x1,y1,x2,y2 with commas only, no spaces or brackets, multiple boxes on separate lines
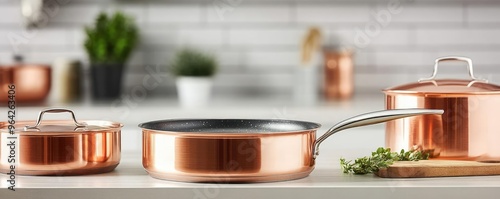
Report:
418,56,487,83
312,109,443,159
24,108,86,130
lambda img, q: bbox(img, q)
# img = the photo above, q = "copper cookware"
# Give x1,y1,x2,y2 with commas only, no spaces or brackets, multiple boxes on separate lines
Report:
0,64,51,103
323,49,354,100
384,56,500,161
139,109,442,183
0,109,122,175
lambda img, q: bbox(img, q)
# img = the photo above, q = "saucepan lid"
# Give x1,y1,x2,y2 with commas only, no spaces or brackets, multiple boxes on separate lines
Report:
0,108,123,135
384,56,500,95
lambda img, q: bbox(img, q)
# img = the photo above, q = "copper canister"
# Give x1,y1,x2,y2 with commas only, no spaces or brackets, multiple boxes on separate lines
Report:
383,56,500,161
323,50,354,100
0,109,122,175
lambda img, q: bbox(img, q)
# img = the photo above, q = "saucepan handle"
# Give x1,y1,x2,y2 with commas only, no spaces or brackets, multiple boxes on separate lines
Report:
312,109,443,159
418,56,487,83
24,108,86,130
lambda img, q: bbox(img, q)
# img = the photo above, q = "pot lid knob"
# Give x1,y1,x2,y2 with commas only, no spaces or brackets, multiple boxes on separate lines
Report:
24,108,86,131
418,56,488,85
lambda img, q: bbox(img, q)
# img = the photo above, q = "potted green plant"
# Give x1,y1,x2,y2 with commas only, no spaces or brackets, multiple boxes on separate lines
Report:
171,49,218,108
84,11,139,100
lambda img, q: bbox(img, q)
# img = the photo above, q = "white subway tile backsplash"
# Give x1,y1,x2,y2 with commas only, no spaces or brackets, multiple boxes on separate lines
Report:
0,51,14,64
25,29,69,45
297,5,370,24
329,29,411,48
69,28,85,47
51,5,101,24
467,6,500,23
140,30,177,46
431,51,500,66
243,51,299,70
23,51,84,64
0,29,69,53
215,50,241,68
369,29,411,45
29,51,84,65
355,72,424,91
1,1,499,94
178,29,224,46
127,51,144,66
416,29,500,45
0,5,22,25
353,51,371,67
383,6,463,23
148,5,202,24
139,49,240,71
207,6,291,23
142,50,175,66
372,51,431,68
213,73,293,89
107,5,146,24
229,29,302,46
143,28,223,47
51,4,145,26
329,29,356,47
0,30,14,46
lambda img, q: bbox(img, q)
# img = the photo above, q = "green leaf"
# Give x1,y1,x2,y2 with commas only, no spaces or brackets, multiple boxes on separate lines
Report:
170,48,218,77
340,147,429,175
83,11,139,66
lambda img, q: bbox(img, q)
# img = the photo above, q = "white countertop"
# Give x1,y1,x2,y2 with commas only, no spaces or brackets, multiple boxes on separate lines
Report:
2,150,500,199
4,95,500,199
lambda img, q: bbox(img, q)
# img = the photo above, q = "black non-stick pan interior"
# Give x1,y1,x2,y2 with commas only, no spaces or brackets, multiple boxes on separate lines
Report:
139,119,321,133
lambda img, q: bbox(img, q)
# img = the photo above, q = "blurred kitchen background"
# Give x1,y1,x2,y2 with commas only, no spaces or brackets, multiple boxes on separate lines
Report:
2,0,500,105
2,0,500,152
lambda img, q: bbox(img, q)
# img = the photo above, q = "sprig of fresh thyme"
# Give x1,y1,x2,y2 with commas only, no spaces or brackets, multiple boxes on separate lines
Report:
340,147,429,174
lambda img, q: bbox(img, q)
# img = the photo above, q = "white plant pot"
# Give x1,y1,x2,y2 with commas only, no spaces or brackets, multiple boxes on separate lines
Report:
176,77,213,108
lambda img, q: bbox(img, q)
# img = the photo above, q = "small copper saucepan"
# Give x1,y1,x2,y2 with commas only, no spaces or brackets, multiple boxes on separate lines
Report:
139,109,443,183
0,109,122,175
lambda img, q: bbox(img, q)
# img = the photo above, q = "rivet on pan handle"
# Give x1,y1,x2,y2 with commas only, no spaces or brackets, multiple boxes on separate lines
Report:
24,108,86,130
418,56,488,84
312,109,444,159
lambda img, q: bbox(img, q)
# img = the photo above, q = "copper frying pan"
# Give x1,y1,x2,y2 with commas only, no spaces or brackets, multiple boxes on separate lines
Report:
139,109,443,183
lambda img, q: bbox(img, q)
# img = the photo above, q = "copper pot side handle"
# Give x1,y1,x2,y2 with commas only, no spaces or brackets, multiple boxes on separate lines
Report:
418,56,487,83
312,109,444,159
24,108,86,130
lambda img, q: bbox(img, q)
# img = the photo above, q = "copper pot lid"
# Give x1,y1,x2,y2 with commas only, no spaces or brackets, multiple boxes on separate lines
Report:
384,56,500,95
0,108,122,135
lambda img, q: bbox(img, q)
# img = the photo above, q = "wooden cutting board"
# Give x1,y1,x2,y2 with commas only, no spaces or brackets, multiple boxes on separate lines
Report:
375,160,500,178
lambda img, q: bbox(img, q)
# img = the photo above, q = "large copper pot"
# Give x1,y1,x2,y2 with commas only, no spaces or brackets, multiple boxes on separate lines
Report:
0,109,122,175
139,109,442,183
0,64,51,103
384,56,500,161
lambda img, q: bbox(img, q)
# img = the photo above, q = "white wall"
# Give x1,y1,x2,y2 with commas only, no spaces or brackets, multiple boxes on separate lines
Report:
1,0,500,96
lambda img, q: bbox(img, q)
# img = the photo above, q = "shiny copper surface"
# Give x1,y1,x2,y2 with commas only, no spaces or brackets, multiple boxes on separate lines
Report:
140,110,441,183
142,129,316,182
323,50,354,100
0,65,51,103
384,56,500,161
0,120,122,175
385,92,500,161
385,79,500,95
